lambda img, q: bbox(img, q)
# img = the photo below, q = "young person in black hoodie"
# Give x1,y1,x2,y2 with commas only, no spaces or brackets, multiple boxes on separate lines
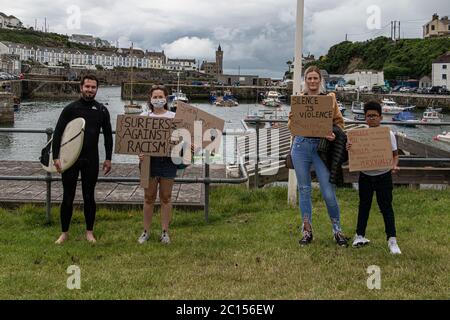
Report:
53,75,113,244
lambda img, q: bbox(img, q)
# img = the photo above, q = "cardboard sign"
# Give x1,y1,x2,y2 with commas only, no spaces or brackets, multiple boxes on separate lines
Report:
114,115,178,156
348,127,393,172
290,95,334,137
174,102,225,150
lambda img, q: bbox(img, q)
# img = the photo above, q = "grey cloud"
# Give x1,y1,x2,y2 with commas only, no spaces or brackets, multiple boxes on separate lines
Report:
1,0,449,77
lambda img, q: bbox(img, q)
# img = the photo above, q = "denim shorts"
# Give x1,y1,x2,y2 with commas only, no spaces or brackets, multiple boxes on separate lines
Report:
150,157,177,179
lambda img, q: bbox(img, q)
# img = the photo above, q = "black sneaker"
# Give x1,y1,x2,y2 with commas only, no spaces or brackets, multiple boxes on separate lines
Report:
334,232,349,247
299,231,313,246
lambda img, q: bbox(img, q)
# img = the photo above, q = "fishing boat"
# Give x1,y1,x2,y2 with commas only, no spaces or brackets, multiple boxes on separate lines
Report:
426,106,443,113
124,43,143,114
169,72,189,112
351,101,364,114
421,110,443,123
262,91,282,108
433,131,450,143
215,90,238,107
381,98,415,115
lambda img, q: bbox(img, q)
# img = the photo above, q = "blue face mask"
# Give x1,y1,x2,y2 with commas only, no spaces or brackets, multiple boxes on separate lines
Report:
151,98,166,109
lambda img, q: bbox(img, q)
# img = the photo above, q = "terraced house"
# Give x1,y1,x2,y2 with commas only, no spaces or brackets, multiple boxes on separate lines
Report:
0,41,166,70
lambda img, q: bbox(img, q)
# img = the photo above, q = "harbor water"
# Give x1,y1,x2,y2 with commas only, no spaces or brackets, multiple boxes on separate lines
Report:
0,86,449,164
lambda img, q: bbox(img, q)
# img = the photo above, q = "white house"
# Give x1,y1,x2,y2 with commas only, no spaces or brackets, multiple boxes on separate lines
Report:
432,52,450,88
0,41,166,70
0,54,21,74
419,76,432,88
344,70,384,89
0,12,23,29
165,58,197,71
146,51,166,69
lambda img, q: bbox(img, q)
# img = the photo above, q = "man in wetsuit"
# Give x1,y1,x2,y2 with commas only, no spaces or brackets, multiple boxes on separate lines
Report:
53,75,113,244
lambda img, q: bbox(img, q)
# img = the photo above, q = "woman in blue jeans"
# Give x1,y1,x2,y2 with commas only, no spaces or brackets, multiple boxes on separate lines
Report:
288,66,348,246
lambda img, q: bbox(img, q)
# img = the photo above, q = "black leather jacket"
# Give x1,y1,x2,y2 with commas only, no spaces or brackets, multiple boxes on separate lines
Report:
317,125,348,185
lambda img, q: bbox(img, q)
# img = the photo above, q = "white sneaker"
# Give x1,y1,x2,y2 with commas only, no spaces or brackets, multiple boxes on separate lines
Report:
352,234,371,247
138,231,149,244
160,231,171,245
388,237,402,254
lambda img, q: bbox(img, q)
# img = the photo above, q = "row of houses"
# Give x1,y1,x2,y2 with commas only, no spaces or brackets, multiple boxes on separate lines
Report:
0,41,172,71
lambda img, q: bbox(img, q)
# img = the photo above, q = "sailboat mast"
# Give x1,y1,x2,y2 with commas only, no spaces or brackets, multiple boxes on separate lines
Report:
130,42,134,105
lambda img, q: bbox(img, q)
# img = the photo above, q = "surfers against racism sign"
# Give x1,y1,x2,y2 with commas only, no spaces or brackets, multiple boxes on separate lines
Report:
114,115,178,156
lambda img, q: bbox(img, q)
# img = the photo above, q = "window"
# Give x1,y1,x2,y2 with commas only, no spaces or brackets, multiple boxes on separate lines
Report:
444,65,448,70
431,25,435,31
443,74,447,80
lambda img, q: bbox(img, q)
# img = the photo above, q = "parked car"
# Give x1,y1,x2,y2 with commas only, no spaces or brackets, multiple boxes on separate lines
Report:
429,86,449,95
343,84,357,92
392,85,403,92
416,87,427,94
372,85,390,93
399,87,411,93
0,72,18,80
441,87,450,95
358,86,370,92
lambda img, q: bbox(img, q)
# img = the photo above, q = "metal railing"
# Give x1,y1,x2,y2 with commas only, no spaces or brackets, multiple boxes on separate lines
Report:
0,128,249,223
244,118,450,188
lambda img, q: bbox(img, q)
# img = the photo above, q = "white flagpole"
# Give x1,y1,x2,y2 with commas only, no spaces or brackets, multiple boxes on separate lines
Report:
288,0,304,205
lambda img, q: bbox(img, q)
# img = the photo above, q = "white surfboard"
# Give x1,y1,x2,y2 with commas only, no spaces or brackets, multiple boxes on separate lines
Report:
42,118,85,173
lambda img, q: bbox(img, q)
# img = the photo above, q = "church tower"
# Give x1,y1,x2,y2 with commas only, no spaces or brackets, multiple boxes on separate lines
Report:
215,44,223,75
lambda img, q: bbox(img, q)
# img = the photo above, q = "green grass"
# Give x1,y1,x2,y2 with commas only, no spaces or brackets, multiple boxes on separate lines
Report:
0,186,449,300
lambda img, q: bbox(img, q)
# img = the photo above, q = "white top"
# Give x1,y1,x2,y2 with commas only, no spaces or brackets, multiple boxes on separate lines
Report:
140,110,175,119
362,130,397,176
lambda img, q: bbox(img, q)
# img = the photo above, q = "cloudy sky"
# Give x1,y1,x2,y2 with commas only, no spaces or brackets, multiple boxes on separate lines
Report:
1,0,449,78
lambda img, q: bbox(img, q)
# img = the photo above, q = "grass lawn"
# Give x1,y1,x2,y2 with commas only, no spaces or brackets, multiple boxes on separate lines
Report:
0,186,449,300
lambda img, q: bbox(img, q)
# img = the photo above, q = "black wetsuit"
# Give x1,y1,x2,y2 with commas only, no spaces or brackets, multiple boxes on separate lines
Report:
52,98,113,232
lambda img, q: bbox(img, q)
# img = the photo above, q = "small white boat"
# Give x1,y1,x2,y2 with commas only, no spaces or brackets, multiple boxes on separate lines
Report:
434,131,450,143
169,91,189,104
381,98,415,115
169,91,189,112
421,111,443,123
351,101,364,114
262,91,282,107
426,106,443,113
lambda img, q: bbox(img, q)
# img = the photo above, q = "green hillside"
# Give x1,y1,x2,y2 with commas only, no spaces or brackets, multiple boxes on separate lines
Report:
0,28,96,50
307,36,450,80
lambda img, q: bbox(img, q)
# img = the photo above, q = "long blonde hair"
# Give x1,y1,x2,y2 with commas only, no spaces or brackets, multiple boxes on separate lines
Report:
302,65,326,94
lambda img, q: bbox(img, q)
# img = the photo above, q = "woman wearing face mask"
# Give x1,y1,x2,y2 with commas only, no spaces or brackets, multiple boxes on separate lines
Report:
137,85,177,245
288,66,349,247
